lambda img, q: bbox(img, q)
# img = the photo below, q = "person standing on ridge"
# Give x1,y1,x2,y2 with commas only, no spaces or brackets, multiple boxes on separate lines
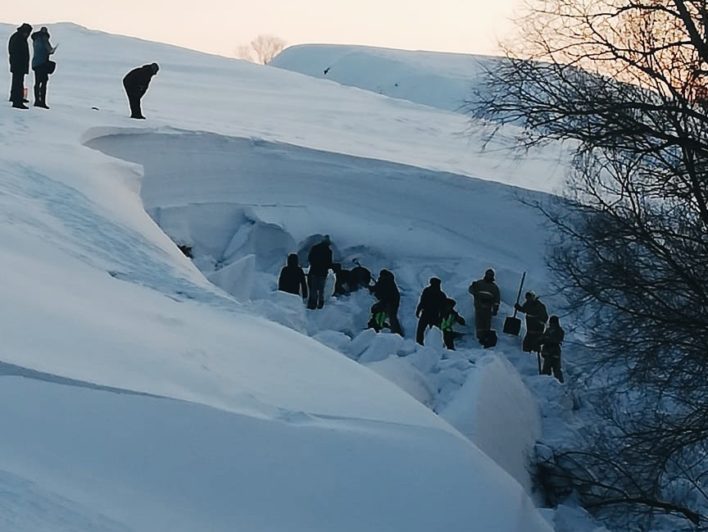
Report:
122,63,159,119
278,253,308,302
514,291,549,353
370,269,402,335
538,315,565,383
8,23,33,109
31,27,56,109
415,277,447,345
469,268,501,347
306,235,333,310
440,298,466,350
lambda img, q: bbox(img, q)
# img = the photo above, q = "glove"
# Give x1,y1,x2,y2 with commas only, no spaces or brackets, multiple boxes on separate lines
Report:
514,303,522,311
492,305,499,316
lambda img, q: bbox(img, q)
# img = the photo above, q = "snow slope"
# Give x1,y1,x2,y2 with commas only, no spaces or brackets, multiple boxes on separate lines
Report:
0,22,557,531
272,43,500,113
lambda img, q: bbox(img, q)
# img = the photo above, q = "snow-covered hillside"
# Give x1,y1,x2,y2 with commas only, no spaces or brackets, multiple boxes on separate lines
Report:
272,43,500,113
0,22,575,531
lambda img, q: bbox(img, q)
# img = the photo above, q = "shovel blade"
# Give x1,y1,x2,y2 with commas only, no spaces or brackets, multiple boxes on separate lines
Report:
503,316,521,336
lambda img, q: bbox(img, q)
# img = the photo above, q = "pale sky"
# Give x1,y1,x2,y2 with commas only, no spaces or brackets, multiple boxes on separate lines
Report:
2,1,522,57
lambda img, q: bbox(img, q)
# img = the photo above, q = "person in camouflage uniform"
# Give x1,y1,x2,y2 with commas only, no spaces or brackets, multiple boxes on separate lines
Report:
468,268,500,345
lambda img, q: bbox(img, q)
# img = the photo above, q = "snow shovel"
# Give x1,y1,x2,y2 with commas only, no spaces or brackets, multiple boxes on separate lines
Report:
503,272,526,336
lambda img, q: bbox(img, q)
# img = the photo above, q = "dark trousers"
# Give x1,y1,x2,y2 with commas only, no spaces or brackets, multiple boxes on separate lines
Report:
541,355,564,383
123,82,144,118
474,307,492,339
33,66,49,105
416,315,439,345
307,274,327,310
522,331,543,352
443,330,455,350
386,304,403,336
10,72,25,104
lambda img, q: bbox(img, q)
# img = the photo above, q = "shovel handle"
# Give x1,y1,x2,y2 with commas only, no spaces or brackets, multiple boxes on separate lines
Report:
512,272,526,318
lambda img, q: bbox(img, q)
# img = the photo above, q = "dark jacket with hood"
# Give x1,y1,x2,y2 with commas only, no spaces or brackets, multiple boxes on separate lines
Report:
416,281,447,320
9,26,31,74
31,30,54,69
123,64,158,94
307,241,333,277
469,278,500,311
539,324,565,358
371,270,400,311
516,297,549,334
278,254,308,298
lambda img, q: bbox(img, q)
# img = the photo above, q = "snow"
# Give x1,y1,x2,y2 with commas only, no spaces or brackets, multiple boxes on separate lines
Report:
272,43,499,113
0,21,570,531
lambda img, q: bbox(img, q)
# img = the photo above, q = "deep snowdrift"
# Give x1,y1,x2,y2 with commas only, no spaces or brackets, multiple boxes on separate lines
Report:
0,22,556,531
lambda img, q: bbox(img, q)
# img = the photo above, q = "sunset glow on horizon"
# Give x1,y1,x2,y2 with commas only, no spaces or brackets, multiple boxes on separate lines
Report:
2,0,522,58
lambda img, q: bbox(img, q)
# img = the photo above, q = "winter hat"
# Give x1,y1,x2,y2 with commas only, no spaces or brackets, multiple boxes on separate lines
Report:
549,315,560,325
429,277,441,287
525,291,537,300
18,23,32,34
484,268,495,280
150,62,160,74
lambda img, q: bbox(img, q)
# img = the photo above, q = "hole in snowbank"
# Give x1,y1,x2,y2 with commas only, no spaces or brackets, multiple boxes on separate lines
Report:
86,129,551,492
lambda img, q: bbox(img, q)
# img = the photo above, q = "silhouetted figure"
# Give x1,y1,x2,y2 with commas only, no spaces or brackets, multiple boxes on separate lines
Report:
415,277,447,345
368,301,390,332
307,235,333,310
441,298,466,350
350,259,372,291
31,26,56,109
514,291,549,353
469,268,501,347
539,315,565,383
278,253,308,301
122,63,159,119
370,269,402,335
8,23,32,109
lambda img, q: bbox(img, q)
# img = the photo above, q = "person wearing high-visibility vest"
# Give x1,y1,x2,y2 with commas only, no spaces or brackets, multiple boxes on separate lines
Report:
368,301,390,332
440,298,466,350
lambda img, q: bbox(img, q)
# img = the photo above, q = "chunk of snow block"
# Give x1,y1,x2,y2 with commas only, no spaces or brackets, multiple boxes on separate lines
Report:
207,254,256,301
365,356,434,405
359,333,404,364
347,329,378,360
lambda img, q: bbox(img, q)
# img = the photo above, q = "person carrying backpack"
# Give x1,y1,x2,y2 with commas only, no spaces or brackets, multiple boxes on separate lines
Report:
514,291,549,353
368,301,390,332
538,315,565,383
278,253,308,301
440,298,466,350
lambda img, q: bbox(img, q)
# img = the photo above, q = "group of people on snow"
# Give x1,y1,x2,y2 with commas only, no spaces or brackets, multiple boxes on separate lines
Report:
279,236,566,382
7,23,158,118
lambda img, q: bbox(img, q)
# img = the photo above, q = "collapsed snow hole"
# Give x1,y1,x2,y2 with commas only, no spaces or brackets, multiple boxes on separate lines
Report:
86,130,552,492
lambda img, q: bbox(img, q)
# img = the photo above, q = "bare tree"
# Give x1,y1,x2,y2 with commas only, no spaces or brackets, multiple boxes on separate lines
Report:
236,35,287,65
472,1,708,529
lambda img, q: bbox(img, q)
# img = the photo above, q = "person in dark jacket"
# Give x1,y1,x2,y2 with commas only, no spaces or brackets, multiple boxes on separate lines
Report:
8,23,32,109
514,291,549,353
370,269,402,335
122,63,159,119
469,268,501,346
415,277,447,345
278,253,308,301
441,298,466,350
368,301,390,332
31,27,56,109
307,235,333,310
538,315,565,383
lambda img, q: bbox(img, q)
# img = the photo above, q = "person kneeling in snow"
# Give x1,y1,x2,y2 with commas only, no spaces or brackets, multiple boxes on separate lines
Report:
278,253,308,301
122,62,159,119
440,298,466,350
368,301,390,332
370,269,402,335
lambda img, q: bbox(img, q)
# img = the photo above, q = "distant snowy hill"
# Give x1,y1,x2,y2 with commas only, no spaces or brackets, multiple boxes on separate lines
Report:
0,22,568,532
272,43,502,113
